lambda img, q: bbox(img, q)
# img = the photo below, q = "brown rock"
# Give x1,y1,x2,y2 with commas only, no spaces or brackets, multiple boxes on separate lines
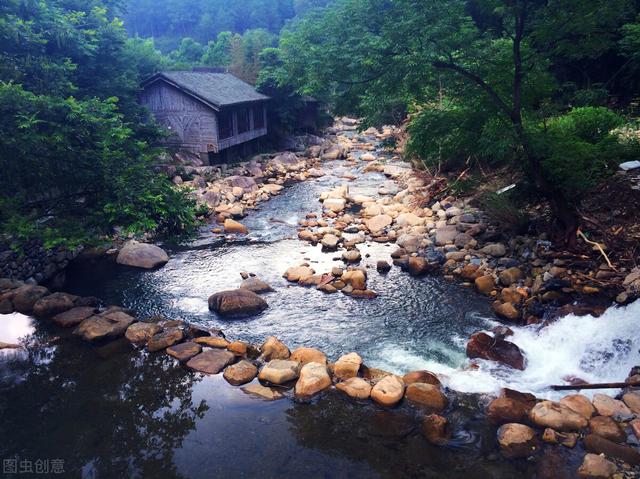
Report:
258,359,301,385
208,289,268,317
333,352,362,380
376,260,391,273
499,267,523,286
241,383,284,400
405,383,448,412
542,428,578,448
622,391,640,414
12,285,49,314
529,401,588,432
74,311,135,342
336,377,372,399
295,362,331,397
116,241,168,269
186,349,236,374
239,276,274,294
493,301,520,321
223,359,258,385
422,414,450,446
166,342,202,362
560,394,595,420
407,257,430,276
32,292,76,318
194,336,229,348
147,327,184,352
124,321,162,344
341,270,366,290
592,394,632,417
487,397,529,424
223,218,248,234
283,265,315,282
371,375,405,407
577,453,617,479
583,434,640,465
589,416,626,443
227,340,248,356
466,332,525,370
474,275,495,295
402,370,441,386
290,347,327,365
630,418,640,441
497,423,538,458
52,306,97,328
260,336,290,361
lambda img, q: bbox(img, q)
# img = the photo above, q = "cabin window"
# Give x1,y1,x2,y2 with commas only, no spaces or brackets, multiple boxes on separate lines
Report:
253,105,265,129
237,108,250,134
219,111,233,139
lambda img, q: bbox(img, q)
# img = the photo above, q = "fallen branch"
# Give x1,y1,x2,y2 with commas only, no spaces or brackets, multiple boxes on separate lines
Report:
576,228,616,271
550,381,631,391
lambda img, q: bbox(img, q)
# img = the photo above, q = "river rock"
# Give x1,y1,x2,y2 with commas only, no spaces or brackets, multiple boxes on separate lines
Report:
241,383,285,400
227,340,248,356
435,225,457,246
187,349,236,374
336,377,372,399
422,414,450,446
497,423,538,458
283,265,315,282
208,289,268,317
481,243,506,257
623,391,640,414
239,276,274,294
124,321,162,344
402,370,441,386
529,401,588,432
376,260,391,273
493,301,520,321
260,336,290,361
592,394,632,417
74,311,135,342
290,347,327,365
542,428,578,448
499,267,524,286
341,270,366,290
223,218,249,234
116,241,169,269
223,359,258,385
371,375,405,407
560,394,596,420
342,249,361,263
258,359,301,384
487,397,530,424
584,434,640,465
52,306,97,328
365,214,392,233
577,453,617,479
405,383,448,411
295,362,331,397
589,416,626,443
323,198,346,213
321,234,340,250
147,327,184,352
12,285,49,314
334,352,362,380
466,332,525,370
474,275,495,294
167,342,202,362
32,292,76,318
194,336,229,348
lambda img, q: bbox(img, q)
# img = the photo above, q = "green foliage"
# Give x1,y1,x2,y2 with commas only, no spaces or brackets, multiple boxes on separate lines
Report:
478,191,530,234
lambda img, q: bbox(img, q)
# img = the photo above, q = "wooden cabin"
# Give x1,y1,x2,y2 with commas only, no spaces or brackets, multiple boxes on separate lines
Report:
140,69,269,162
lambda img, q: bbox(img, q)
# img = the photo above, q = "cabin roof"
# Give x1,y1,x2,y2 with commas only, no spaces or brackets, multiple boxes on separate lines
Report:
142,71,269,110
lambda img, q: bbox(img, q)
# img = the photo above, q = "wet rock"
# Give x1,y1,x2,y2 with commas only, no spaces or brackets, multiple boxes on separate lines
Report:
0,295,13,314
560,394,595,420
592,393,632,417
227,340,248,356
493,301,520,321
208,289,268,317
342,249,361,263
223,218,248,234
258,359,301,385
589,416,625,443
407,257,432,276
167,342,202,362
223,359,258,385
333,352,362,380
402,370,441,386
371,375,405,407
422,414,450,446
577,453,617,479
497,423,538,458
584,434,640,465
295,362,331,397
12,285,49,314
631,418,640,441
239,277,274,294
259,336,290,361
32,292,76,318
365,214,392,233
376,260,391,273
336,377,372,399
194,336,229,348
147,327,184,352
116,241,168,269
52,306,97,328
186,349,236,374
124,321,162,344
283,265,315,282
487,397,530,424
466,332,525,370
542,428,578,448
474,275,495,295
623,391,640,414
290,347,327,365
405,383,448,411
499,267,523,286
341,270,366,290
321,234,340,250
74,311,135,342
241,383,285,400
529,401,588,432
323,198,346,213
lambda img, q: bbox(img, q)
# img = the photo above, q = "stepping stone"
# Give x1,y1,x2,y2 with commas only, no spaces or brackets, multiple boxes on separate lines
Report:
223,360,258,385
52,306,96,328
166,342,201,362
74,311,135,342
147,328,184,352
186,349,235,374
258,359,300,385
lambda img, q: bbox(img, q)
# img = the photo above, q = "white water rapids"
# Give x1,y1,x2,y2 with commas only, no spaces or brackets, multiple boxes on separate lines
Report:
371,300,640,400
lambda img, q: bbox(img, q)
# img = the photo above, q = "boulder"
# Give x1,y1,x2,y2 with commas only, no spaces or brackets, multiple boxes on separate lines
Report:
371,375,405,407
12,285,49,314
32,292,76,318
295,362,331,397
435,225,457,246
208,289,268,317
341,270,366,290
376,261,391,273
493,302,520,321
227,340,248,356
365,214,392,233
74,311,135,342
239,276,274,294
124,322,162,344
560,394,595,420
258,359,301,384
116,241,169,269
499,267,524,286
497,423,538,458
223,359,258,385
405,383,448,411
194,336,229,348
407,257,431,276
529,401,588,432
589,416,625,443
584,434,640,465
323,198,346,213
166,342,202,362
187,349,236,374
147,327,184,352
336,377,372,399
333,352,362,380
481,243,507,257
290,347,327,365
623,391,640,414
283,265,315,282
466,332,525,370
542,428,578,448
52,306,97,328
223,218,249,234
342,249,361,263
260,336,290,361
321,234,340,250
592,394,632,417
241,383,285,400
395,212,423,227
474,275,495,295
422,414,450,446
402,370,441,386
487,397,530,424
577,453,617,479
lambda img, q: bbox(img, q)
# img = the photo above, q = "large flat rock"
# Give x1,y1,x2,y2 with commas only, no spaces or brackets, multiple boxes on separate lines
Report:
186,349,235,374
